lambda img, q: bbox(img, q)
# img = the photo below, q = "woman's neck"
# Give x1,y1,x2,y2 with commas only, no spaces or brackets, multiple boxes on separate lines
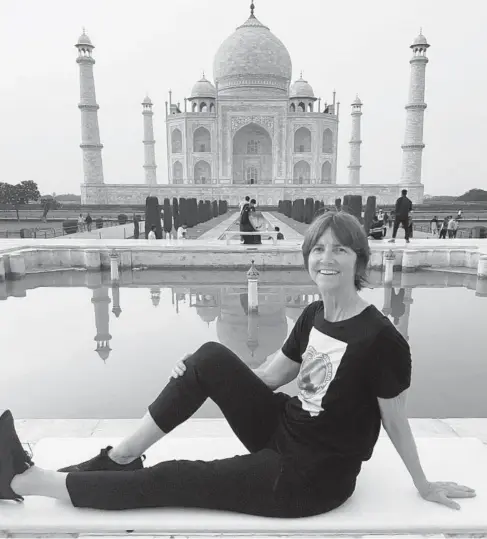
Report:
320,289,368,322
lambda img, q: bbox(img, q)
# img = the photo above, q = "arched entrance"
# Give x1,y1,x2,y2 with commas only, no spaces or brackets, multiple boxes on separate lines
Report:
232,123,272,184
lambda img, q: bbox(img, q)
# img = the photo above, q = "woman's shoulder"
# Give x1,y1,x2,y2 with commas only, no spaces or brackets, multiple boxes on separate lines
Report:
365,306,410,349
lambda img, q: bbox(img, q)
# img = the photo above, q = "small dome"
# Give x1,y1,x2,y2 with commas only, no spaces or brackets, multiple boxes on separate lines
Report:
352,94,362,106
412,32,429,46
77,32,93,47
191,75,216,98
96,346,111,361
142,95,152,105
290,75,315,98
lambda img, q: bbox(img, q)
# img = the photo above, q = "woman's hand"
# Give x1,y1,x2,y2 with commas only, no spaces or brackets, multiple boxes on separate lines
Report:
418,481,476,510
170,353,191,379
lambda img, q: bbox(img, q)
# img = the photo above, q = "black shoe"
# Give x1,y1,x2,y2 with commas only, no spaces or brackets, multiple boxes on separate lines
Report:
0,409,34,502
57,446,146,473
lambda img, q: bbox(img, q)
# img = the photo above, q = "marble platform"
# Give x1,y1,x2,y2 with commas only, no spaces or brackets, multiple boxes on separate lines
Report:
2,436,486,537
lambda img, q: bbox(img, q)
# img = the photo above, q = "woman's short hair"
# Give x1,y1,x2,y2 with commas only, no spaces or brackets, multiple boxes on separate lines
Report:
302,211,370,290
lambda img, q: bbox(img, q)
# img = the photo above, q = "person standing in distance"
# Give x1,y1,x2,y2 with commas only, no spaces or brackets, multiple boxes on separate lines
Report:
389,189,413,244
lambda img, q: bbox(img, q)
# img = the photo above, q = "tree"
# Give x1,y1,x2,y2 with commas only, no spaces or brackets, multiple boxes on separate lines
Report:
363,196,377,234
163,198,173,235
145,196,163,239
457,189,487,202
41,196,61,221
0,180,41,221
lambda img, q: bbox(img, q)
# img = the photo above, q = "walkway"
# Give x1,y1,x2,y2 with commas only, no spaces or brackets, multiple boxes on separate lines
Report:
269,211,436,240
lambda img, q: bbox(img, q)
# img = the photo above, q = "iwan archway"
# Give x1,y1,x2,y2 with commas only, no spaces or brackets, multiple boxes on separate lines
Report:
232,123,272,185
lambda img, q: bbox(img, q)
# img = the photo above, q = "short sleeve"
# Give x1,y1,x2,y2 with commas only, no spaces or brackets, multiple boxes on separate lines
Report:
370,327,412,399
281,301,320,363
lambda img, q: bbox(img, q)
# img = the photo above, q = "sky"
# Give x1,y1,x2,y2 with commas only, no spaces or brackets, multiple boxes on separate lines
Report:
0,0,486,197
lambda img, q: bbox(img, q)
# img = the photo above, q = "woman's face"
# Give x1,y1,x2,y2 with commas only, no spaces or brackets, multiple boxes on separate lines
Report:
307,228,358,293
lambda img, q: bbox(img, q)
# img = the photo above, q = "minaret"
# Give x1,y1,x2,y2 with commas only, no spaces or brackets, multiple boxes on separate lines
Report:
400,30,430,185
91,286,112,361
75,30,105,185
142,95,157,185
348,95,363,185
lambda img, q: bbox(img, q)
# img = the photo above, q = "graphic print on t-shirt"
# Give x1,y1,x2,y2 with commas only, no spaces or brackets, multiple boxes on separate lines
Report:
297,327,347,416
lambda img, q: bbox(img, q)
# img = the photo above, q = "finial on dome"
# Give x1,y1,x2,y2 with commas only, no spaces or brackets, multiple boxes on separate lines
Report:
419,26,423,35
300,70,303,79
250,1,255,17
202,69,205,78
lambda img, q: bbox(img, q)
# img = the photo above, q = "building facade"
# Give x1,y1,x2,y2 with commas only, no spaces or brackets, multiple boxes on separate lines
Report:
79,5,428,205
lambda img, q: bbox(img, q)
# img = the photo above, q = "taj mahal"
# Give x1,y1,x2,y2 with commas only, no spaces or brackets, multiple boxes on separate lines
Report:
77,3,430,206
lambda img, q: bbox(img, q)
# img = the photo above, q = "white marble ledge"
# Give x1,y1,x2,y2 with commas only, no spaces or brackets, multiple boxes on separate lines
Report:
14,418,487,446
0,536,480,539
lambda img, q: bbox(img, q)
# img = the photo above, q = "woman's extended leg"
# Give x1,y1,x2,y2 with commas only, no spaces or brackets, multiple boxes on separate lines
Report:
63,342,287,469
12,449,350,518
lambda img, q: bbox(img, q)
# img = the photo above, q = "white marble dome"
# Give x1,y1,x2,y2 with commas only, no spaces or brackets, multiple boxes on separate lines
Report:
213,11,292,94
412,32,428,46
190,75,217,98
290,75,314,98
77,32,93,46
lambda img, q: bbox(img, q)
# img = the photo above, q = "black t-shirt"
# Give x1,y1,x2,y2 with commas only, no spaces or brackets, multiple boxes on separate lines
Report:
279,301,411,468
395,196,413,217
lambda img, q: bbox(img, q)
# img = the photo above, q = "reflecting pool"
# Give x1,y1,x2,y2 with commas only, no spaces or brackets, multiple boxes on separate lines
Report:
0,268,486,419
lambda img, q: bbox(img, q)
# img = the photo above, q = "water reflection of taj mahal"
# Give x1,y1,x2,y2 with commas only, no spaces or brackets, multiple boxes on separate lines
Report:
85,283,414,364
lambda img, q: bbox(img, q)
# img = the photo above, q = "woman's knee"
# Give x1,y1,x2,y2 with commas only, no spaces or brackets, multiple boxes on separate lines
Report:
188,341,240,371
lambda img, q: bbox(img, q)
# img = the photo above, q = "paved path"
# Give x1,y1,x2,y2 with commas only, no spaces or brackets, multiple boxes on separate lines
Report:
268,211,439,240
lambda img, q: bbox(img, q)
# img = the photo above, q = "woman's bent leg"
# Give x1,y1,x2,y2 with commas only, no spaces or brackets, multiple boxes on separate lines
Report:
148,342,286,453
66,450,344,518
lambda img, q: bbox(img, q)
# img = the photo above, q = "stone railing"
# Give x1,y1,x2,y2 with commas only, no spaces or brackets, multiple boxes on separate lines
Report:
1,242,487,281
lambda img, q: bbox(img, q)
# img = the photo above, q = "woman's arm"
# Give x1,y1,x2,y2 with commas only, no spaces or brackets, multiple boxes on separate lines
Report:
253,350,300,391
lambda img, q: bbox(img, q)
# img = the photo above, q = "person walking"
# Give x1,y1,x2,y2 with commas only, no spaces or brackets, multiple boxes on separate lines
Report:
447,217,456,239
439,217,449,239
1,212,476,515
77,214,84,232
388,190,412,244
84,213,93,232
430,216,438,235
382,212,389,237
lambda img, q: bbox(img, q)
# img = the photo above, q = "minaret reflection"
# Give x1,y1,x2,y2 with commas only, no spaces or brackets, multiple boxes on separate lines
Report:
150,287,161,307
386,285,413,341
111,284,122,318
382,284,393,317
91,285,112,361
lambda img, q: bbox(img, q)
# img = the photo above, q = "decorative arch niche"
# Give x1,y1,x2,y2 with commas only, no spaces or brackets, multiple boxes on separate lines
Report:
232,122,272,184
193,127,211,152
173,161,183,182
171,129,182,153
294,127,311,153
293,160,311,183
321,161,332,184
194,160,211,184
322,128,333,153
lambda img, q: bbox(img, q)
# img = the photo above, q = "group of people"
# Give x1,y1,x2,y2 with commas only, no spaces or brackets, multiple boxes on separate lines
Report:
239,196,285,244
430,215,460,238
368,189,465,242
77,213,93,232
367,190,414,242
239,196,261,244
147,223,188,240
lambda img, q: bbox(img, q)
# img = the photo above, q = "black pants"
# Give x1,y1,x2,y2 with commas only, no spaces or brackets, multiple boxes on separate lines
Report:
392,216,410,240
66,342,355,517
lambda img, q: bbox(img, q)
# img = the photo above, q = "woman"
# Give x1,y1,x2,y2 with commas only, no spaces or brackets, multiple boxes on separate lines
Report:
0,212,475,515
239,198,256,244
